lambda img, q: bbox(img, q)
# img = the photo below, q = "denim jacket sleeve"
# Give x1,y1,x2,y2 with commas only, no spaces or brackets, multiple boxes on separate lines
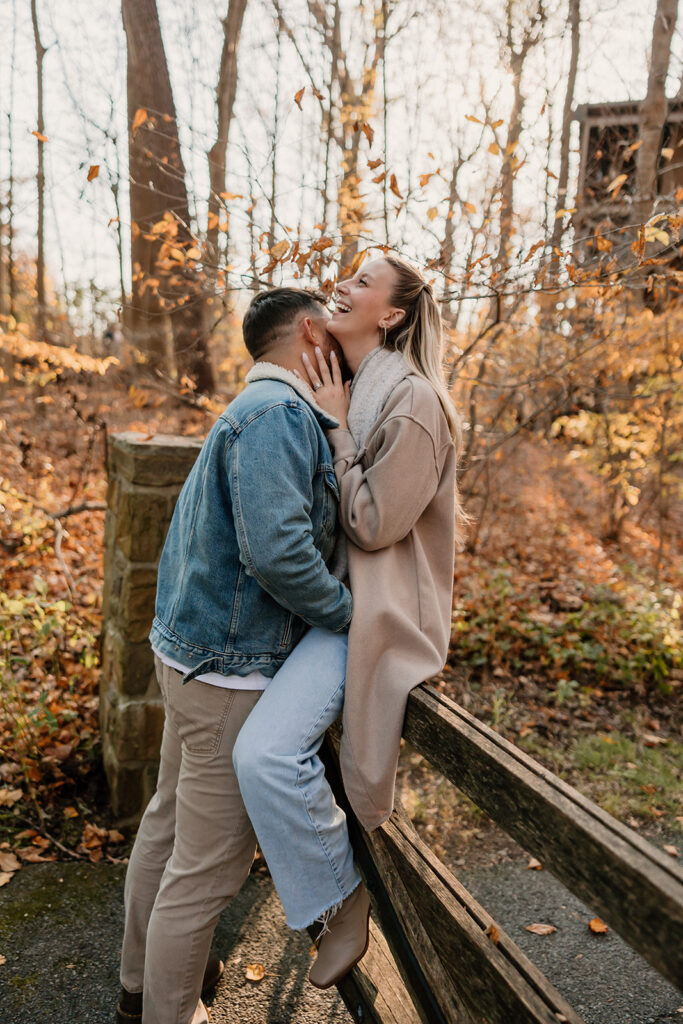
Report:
228,403,353,633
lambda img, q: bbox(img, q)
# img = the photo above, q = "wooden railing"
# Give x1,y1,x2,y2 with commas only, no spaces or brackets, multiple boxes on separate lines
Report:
322,684,683,1024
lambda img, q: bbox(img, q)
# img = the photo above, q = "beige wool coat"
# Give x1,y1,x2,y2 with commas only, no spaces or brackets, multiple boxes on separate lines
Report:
327,368,456,832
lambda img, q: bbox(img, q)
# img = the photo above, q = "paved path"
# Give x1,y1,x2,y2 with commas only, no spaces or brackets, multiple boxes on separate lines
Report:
0,863,349,1024
0,861,680,1023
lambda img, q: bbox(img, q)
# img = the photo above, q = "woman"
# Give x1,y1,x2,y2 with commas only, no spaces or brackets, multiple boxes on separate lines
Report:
233,255,464,989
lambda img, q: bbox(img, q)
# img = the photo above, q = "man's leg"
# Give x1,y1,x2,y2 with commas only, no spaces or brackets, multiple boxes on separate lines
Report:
142,664,261,1024
120,665,181,996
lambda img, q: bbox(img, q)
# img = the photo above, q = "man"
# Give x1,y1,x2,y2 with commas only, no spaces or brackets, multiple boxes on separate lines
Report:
117,288,352,1024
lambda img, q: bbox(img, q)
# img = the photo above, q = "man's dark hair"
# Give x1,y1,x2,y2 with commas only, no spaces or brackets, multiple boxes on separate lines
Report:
242,288,327,361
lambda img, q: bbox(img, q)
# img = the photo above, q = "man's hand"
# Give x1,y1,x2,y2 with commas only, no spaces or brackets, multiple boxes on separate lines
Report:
298,347,351,429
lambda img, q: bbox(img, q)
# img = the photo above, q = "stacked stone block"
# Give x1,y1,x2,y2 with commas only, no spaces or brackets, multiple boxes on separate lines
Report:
102,432,202,823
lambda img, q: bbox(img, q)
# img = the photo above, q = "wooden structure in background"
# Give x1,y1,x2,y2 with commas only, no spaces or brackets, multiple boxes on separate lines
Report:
573,98,683,242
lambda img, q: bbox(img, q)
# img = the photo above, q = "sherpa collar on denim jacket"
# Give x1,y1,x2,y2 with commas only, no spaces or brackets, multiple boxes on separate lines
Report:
245,361,340,430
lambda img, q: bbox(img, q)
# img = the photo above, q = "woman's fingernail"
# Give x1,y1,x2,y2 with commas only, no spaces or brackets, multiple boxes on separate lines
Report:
315,346,321,353
331,351,337,359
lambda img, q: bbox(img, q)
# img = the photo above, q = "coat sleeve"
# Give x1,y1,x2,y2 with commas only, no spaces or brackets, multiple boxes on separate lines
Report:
327,415,444,552
229,405,353,632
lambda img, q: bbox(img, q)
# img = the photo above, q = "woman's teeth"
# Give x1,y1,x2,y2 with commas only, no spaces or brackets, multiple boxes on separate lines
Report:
335,301,351,313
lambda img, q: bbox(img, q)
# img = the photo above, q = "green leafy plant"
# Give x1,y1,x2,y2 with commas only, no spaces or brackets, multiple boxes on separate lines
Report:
451,565,681,694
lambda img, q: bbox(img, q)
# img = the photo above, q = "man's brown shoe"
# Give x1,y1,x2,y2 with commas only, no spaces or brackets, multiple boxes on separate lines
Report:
309,884,371,989
115,953,224,1022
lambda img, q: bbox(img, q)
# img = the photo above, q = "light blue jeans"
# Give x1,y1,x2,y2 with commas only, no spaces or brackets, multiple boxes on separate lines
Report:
232,626,361,930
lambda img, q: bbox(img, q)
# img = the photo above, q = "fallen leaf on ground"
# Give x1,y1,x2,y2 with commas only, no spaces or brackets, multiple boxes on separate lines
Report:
15,846,55,863
0,954,6,965
526,856,542,870
525,923,557,936
309,944,317,958
588,917,609,934
0,872,13,888
0,852,21,873
0,788,22,807
245,963,265,982
663,845,679,858
485,923,499,944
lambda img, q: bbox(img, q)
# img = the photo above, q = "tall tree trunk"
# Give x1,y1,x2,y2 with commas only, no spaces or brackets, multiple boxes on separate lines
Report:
635,0,678,226
7,113,16,321
206,0,247,281
491,0,544,314
267,13,282,284
122,0,214,392
0,195,5,320
30,0,47,341
550,0,580,261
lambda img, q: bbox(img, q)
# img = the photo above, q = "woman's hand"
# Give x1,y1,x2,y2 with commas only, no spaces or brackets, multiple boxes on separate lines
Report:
298,347,351,429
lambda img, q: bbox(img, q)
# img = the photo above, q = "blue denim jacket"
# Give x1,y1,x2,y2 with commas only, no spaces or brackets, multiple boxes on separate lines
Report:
149,367,353,681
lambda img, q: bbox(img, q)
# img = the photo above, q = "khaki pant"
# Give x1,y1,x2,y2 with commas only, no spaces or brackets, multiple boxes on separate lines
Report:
120,657,262,1024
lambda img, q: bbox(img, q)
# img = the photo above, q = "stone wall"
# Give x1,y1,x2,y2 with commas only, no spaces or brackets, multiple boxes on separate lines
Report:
101,432,202,823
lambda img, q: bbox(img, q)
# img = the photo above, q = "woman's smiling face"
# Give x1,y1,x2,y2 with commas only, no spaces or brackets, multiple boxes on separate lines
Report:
327,259,400,348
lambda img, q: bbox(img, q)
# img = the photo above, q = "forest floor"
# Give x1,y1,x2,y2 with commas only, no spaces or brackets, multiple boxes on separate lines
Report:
0,365,681,879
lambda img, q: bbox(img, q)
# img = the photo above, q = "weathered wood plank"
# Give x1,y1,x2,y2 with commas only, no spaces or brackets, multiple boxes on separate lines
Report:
333,921,424,1024
404,684,683,990
321,735,458,1024
323,735,584,1024
379,809,584,1024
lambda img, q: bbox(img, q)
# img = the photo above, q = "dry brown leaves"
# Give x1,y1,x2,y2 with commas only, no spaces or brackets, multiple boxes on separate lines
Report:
77,823,126,863
525,923,557,936
245,963,265,982
588,917,609,934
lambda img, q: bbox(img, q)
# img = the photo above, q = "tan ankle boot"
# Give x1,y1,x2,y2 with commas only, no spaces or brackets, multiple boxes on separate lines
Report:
309,884,371,989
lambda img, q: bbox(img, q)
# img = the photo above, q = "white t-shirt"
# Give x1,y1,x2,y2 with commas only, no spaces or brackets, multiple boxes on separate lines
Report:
152,646,270,691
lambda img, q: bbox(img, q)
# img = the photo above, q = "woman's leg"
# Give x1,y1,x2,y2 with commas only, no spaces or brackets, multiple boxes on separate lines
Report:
233,626,360,930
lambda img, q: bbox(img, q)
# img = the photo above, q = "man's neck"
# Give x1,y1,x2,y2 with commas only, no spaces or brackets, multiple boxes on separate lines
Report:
255,349,304,376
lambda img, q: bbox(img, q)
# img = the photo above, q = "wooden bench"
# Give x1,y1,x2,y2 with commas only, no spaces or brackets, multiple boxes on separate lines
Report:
321,683,683,1024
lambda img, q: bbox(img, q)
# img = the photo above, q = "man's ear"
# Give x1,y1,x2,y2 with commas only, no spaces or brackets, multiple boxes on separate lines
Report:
380,308,406,331
300,316,317,346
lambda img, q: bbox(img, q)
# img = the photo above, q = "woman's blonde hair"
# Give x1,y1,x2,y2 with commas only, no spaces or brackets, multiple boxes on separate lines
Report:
383,255,460,443
383,255,470,545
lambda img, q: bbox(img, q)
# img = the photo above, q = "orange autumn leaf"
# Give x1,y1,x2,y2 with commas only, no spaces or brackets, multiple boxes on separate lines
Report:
294,87,305,110
87,165,100,182
351,249,368,273
588,917,609,934
245,963,265,982
389,174,403,199
485,923,499,945
32,131,48,142
132,108,148,139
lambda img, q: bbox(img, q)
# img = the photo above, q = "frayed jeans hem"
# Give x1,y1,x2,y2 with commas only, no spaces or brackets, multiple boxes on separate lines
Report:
287,873,362,932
